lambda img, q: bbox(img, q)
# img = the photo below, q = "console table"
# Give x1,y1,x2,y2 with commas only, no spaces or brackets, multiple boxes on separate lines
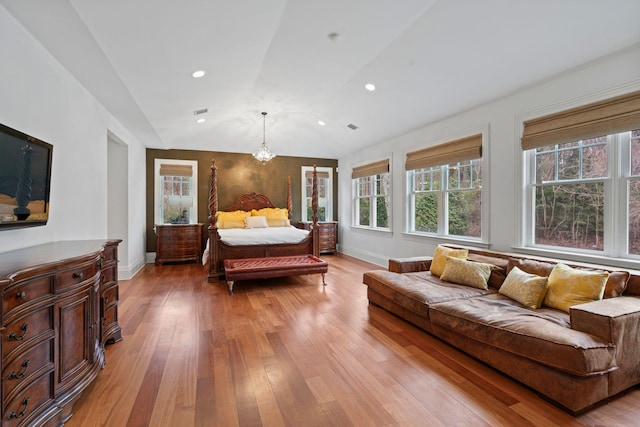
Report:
0,240,121,426
155,223,204,265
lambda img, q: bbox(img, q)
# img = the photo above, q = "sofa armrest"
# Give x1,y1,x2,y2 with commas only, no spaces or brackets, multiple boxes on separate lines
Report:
570,296,640,342
388,256,432,273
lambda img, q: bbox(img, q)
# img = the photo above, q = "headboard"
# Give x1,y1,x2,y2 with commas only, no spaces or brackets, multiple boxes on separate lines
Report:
225,193,276,212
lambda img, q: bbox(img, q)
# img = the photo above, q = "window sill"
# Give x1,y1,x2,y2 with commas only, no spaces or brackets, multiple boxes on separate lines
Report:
511,246,640,272
402,232,490,249
350,225,392,234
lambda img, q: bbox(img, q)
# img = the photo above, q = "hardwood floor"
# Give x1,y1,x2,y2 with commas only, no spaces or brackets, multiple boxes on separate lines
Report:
67,254,639,426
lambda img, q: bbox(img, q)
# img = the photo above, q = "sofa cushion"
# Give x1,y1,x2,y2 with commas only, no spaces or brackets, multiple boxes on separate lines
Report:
440,256,493,290
363,270,495,318
430,245,468,277
544,264,608,313
429,294,616,376
467,252,508,289
499,266,549,309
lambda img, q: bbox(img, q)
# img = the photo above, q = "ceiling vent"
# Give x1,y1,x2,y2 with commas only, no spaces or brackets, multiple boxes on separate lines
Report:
347,123,358,130
194,108,208,115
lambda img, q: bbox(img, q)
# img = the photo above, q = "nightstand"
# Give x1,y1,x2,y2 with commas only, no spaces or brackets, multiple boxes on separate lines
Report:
155,223,204,265
297,221,338,254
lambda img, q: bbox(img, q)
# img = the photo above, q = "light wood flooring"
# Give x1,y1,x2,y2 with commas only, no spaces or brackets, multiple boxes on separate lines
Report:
68,254,639,426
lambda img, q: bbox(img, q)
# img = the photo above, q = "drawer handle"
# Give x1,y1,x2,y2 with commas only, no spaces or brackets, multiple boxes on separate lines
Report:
8,359,30,380
8,323,28,341
73,272,85,280
9,397,29,419
16,291,27,300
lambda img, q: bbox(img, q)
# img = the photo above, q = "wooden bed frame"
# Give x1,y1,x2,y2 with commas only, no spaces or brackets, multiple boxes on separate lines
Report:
206,160,320,282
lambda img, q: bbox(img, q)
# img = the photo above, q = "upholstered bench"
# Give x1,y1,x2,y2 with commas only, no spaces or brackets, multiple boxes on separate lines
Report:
223,254,328,294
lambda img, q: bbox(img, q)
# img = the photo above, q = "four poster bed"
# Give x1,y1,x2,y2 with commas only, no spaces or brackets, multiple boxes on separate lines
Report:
205,160,320,283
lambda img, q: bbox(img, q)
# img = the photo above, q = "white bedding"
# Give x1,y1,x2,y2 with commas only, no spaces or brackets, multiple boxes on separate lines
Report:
219,226,309,245
202,226,310,265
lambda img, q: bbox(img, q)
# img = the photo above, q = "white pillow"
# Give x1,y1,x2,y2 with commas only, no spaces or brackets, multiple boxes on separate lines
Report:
245,215,269,229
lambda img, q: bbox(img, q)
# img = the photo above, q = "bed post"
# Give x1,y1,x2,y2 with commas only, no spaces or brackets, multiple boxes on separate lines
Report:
287,176,292,220
311,164,320,256
208,159,220,281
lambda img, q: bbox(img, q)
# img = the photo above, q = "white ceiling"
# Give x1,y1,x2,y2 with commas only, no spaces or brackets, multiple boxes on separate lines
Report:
3,0,640,159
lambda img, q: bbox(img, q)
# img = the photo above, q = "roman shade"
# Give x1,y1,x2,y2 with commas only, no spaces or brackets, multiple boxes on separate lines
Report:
159,164,193,177
405,134,482,171
352,159,389,179
521,90,640,151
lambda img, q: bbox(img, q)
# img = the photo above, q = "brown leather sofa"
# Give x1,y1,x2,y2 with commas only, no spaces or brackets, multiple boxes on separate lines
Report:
363,244,640,413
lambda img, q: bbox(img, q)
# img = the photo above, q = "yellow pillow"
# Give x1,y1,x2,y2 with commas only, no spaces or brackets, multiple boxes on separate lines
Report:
217,220,246,229
215,210,251,229
440,256,493,290
266,218,291,227
252,208,288,220
430,245,468,277
543,264,608,313
499,266,549,309
216,210,251,222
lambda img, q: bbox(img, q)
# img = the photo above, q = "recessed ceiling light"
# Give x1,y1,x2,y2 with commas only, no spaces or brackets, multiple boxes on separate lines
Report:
192,70,206,78
196,118,205,123
365,83,376,91
318,120,326,126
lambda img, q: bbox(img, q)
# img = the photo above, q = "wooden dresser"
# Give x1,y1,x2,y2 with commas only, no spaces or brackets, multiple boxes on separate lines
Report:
298,221,338,254
154,223,204,265
0,240,121,426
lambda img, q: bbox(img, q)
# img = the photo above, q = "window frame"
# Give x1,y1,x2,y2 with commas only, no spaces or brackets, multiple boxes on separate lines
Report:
154,159,198,225
301,166,333,222
351,157,392,231
516,87,640,268
404,129,489,245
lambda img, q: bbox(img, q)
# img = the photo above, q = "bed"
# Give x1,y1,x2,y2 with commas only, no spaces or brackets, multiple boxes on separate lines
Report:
205,160,320,282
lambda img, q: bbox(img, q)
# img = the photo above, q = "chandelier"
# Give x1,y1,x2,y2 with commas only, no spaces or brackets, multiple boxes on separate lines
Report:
253,111,276,164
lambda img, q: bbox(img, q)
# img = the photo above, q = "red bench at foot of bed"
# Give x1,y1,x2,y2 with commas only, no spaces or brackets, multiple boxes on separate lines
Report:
223,254,328,294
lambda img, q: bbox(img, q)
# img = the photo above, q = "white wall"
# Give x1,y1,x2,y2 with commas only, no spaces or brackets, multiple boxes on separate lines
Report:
338,45,640,267
0,5,147,276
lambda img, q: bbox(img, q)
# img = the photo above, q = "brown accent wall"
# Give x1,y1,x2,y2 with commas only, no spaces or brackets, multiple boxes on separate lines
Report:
146,149,338,252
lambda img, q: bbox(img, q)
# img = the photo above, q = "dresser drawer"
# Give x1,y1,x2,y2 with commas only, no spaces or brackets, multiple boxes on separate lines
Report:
3,371,54,424
4,307,54,358
102,285,118,309
55,259,99,291
3,339,54,402
102,265,116,285
3,277,54,318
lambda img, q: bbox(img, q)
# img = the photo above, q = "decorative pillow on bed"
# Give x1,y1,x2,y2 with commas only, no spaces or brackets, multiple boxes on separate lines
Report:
498,266,549,309
215,210,251,229
430,245,468,277
440,256,493,290
543,263,608,313
245,215,269,228
252,208,288,220
266,218,291,227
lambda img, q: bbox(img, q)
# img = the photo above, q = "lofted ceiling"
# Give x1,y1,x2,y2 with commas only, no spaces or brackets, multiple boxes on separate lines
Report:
2,0,640,159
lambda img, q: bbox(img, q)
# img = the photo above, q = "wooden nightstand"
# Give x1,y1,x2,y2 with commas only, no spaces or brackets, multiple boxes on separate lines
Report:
155,223,204,265
298,221,338,254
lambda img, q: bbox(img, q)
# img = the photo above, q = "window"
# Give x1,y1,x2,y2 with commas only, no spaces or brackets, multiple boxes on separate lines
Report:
521,89,640,258
352,159,391,229
154,159,198,224
301,166,333,222
406,134,484,240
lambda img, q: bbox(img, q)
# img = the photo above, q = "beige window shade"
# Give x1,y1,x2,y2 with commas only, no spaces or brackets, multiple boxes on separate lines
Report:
352,159,389,179
305,170,330,179
159,164,193,177
405,134,482,171
521,90,640,150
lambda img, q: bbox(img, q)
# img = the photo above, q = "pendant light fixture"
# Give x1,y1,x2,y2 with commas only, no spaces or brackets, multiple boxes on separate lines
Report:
253,112,276,164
